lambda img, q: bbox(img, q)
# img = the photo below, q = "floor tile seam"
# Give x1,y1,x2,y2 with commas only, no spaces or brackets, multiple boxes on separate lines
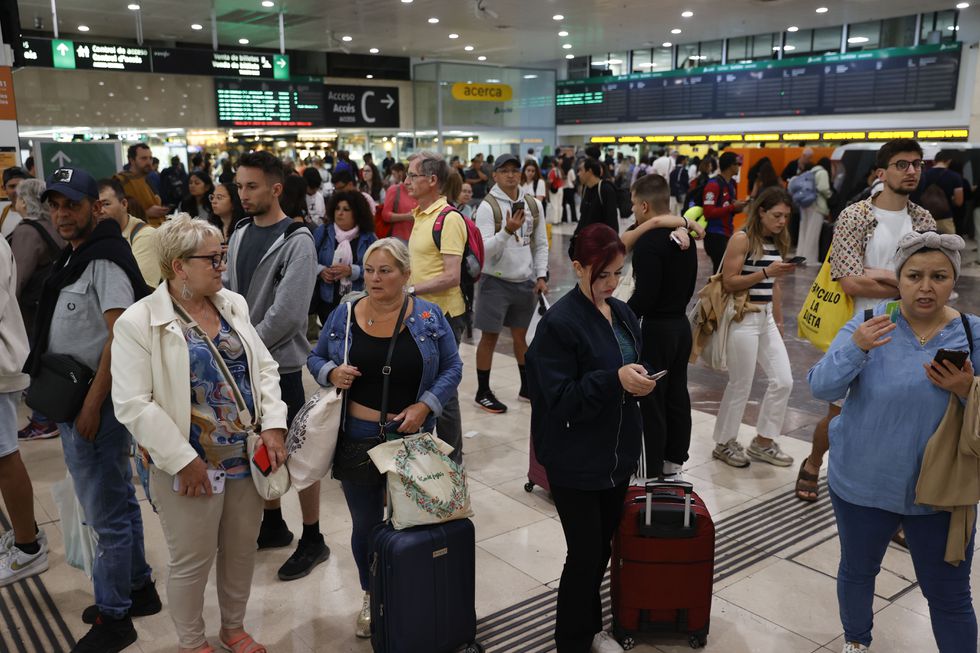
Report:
710,593,834,649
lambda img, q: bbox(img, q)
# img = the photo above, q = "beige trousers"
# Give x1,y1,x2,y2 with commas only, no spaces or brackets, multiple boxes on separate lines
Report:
150,465,264,648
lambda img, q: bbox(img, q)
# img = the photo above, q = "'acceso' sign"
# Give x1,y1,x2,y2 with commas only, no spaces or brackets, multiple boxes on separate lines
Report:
451,83,513,102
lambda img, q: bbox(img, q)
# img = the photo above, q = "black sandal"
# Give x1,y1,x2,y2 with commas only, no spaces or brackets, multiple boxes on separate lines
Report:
795,460,819,503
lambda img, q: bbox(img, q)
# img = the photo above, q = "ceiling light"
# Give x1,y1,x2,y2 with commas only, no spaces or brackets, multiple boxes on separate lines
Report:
464,45,474,51
948,24,961,30
816,6,829,13
78,24,90,31
783,45,796,50
565,54,574,59
671,28,682,34
127,3,140,10
401,0,412,3
662,41,673,47
558,30,569,37
562,43,572,49
607,59,623,64
239,38,249,44
366,74,374,79
428,17,439,24
369,47,380,53
956,2,969,7
523,74,538,79
553,14,564,20
477,55,487,61
191,23,203,30
487,78,500,82
449,33,459,39
262,0,275,6
847,36,869,44
681,10,693,17
787,26,799,32
636,63,658,68
341,35,353,42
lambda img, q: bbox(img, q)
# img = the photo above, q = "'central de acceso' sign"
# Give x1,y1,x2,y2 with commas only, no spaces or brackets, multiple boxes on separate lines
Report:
451,83,513,102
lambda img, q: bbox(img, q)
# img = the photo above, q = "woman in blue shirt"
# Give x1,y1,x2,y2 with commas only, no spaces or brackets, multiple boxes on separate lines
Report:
808,230,978,653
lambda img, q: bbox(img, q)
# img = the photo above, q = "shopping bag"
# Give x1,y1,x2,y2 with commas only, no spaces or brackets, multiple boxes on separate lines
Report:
797,247,853,352
247,433,292,500
51,474,98,578
527,294,550,343
368,432,474,530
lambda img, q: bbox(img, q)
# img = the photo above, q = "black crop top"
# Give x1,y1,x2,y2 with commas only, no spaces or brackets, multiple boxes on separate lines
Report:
347,319,424,414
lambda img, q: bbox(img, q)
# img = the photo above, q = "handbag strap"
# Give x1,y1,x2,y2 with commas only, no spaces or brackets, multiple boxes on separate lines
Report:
378,294,412,434
172,301,256,429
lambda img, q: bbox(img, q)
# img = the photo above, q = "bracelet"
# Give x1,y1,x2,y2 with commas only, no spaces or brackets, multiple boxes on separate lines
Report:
682,216,690,230
762,268,769,280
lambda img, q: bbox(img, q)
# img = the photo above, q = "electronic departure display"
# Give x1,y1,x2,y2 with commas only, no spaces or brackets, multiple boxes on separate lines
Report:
557,43,961,125
215,79,325,127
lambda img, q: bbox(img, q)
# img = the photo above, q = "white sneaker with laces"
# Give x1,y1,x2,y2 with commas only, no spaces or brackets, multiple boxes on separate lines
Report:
355,591,371,638
591,630,624,653
0,527,48,554
842,643,870,653
0,544,49,587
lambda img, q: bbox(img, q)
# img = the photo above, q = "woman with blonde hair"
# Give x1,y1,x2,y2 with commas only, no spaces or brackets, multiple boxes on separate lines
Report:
112,214,287,653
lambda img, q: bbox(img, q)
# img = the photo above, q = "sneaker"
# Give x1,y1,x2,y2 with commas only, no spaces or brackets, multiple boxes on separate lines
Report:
518,391,531,403
474,389,508,414
277,535,330,581
746,437,794,467
257,519,294,550
17,420,59,440
713,439,751,468
842,643,870,653
591,630,625,653
355,591,371,638
0,544,49,587
82,579,162,624
0,527,48,554
71,614,137,653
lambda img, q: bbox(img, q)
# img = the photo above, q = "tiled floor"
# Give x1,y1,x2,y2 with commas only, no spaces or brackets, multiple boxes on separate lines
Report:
5,222,979,652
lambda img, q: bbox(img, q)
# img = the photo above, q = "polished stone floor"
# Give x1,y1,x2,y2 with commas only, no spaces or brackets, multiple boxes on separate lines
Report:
3,218,978,652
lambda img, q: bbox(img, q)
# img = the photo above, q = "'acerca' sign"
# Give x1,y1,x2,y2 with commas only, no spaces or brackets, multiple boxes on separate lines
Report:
451,82,513,102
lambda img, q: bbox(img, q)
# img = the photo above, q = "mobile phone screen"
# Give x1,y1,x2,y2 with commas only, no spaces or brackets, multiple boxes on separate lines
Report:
935,349,969,369
512,201,525,213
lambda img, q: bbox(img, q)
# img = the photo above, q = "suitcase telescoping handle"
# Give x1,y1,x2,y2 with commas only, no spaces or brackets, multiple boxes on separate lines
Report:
644,480,693,529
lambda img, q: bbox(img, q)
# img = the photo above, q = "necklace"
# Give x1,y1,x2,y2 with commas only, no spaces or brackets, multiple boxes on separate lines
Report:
366,300,403,327
905,310,949,346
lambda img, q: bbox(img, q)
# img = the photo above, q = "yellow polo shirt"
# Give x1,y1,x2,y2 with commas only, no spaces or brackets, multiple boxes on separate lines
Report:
408,197,466,318
121,216,161,288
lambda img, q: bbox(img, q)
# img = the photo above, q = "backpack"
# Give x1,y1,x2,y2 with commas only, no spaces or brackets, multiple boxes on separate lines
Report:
788,170,818,208
481,194,539,240
431,205,485,311
11,220,63,329
374,185,401,238
686,175,712,210
548,167,564,193
128,220,146,245
669,166,688,198
916,170,953,220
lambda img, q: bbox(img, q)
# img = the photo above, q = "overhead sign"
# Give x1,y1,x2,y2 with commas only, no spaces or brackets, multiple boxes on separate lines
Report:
323,85,399,128
451,82,512,102
215,78,325,127
152,47,286,79
36,141,121,180
20,37,151,72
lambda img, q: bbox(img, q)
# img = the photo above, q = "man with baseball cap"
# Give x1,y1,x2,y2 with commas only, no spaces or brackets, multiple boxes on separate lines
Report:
472,153,549,413
24,168,158,652
0,166,30,237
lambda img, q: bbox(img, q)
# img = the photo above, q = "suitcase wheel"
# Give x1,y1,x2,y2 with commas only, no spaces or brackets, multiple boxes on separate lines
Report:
524,482,535,493
620,635,635,650
688,633,707,649
460,643,484,653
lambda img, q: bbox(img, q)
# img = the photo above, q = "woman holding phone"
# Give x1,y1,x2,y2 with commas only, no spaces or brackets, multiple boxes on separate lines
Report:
307,238,462,638
809,230,979,653
711,187,798,469
112,215,287,653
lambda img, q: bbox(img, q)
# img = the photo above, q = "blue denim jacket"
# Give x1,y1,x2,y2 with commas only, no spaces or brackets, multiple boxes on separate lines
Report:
307,295,463,417
312,224,378,303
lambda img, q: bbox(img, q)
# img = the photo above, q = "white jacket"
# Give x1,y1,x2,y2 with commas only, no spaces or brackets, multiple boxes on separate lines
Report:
111,284,288,476
0,237,29,393
474,185,549,283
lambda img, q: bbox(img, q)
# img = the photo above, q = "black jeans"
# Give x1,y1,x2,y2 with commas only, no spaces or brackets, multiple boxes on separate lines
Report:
639,316,693,477
278,370,306,428
549,477,629,653
703,232,729,274
435,314,466,464
562,188,578,223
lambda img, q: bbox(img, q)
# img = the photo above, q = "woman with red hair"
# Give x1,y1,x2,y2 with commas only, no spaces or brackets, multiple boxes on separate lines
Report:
526,224,657,653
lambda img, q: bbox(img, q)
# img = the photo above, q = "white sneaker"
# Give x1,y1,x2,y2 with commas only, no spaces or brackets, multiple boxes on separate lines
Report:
0,527,48,554
591,630,624,653
355,591,371,638
0,544,49,587
842,643,870,653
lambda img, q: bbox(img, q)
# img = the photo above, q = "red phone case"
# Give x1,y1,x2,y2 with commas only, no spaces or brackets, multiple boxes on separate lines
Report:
252,444,272,476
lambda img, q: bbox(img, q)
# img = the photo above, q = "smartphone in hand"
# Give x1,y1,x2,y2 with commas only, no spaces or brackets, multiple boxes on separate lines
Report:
512,200,525,213
934,349,969,370
645,370,669,381
786,256,807,266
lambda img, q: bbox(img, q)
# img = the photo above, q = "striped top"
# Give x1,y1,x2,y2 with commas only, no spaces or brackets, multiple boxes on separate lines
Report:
741,241,781,303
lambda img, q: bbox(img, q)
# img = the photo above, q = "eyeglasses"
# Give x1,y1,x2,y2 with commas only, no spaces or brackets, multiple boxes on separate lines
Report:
185,252,227,270
888,159,924,172
405,172,431,181
208,193,227,202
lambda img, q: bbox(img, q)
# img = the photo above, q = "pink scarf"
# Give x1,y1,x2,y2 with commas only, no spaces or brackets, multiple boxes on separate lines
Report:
332,224,360,295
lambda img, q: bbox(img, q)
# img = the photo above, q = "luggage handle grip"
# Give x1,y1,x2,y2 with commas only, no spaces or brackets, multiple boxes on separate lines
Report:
644,480,693,529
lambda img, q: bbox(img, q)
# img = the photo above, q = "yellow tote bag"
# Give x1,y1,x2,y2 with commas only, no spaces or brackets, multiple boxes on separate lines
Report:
797,248,854,352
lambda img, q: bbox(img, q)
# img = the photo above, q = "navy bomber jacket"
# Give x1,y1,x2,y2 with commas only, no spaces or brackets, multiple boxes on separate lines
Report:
526,286,643,490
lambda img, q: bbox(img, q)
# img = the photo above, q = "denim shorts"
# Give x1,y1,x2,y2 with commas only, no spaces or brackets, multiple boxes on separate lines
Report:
0,391,20,458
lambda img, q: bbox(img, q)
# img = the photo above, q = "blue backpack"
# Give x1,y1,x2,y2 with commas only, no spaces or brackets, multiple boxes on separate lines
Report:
788,170,818,208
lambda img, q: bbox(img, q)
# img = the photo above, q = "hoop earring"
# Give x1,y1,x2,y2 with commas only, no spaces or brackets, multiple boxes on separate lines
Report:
180,282,193,300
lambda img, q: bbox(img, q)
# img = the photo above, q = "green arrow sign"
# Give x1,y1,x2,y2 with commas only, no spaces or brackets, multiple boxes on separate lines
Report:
273,54,290,80
52,39,76,69
39,142,119,180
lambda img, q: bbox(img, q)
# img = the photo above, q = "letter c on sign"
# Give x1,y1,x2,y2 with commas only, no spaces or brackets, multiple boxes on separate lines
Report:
361,90,376,124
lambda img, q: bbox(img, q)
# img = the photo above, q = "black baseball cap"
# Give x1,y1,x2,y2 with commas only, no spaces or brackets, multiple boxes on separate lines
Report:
41,167,99,202
493,153,520,171
2,166,29,186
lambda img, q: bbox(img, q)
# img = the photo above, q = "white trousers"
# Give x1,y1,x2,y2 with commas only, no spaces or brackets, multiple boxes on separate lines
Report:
797,205,826,264
548,190,563,224
712,304,793,444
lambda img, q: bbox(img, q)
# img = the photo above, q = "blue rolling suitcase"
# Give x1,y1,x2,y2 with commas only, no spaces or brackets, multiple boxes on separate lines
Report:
369,518,484,653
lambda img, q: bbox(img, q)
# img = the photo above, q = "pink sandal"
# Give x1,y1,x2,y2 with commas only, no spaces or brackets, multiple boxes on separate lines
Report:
219,632,267,653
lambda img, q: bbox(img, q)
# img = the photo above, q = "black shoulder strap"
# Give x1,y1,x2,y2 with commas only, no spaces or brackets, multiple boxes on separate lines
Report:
378,295,412,434
17,219,61,257
962,314,974,354
128,220,146,245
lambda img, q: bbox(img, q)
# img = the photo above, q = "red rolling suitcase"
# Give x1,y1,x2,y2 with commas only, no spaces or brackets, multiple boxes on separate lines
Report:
523,435,550,494
611,480,714,650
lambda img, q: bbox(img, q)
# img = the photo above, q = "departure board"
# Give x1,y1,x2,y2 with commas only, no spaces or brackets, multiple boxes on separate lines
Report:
215,79,325,127
557,43,961,125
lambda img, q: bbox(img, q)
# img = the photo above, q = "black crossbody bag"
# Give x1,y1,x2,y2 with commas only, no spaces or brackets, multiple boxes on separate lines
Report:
332,295,411,485
26,353,96,424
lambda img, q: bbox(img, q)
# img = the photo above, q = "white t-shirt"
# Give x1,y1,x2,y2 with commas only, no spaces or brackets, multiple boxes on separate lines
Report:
651,156,674,180
0,205,22,238
853,203,912,317
521,179,546,199
306,192,326,225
